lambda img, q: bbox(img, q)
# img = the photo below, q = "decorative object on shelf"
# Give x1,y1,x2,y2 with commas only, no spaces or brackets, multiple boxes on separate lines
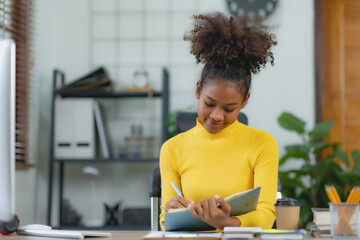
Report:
104,202,122,226
123,70,154,96
56,66,113,94
82,166,102,227
60,199,82,226
226,0,279,19
124,124,155,158
133,70,149,88
131,124,143,136
124,136,155,158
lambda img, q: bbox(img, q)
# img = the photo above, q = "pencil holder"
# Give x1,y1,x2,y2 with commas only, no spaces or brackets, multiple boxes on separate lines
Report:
329,203,360,238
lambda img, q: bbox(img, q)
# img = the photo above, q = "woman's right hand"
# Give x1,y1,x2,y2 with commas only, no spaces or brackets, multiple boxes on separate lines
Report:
165,196,194,213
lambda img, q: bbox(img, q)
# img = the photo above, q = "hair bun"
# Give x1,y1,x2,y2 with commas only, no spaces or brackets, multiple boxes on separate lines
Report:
183,12,277,74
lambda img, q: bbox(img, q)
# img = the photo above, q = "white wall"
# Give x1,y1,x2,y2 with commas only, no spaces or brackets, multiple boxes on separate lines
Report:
15,0,314,226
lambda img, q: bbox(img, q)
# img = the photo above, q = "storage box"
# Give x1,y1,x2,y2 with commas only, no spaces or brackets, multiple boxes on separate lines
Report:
124,136,155,158
329,203,360,238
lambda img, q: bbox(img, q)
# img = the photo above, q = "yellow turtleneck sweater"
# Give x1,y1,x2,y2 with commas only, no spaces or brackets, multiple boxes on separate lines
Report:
159,119,278,230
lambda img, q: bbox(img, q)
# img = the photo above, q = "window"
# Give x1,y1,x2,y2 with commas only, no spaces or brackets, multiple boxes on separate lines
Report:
0,0,33,167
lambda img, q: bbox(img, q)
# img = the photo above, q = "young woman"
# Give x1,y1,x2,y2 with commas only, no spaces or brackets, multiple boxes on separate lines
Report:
159,12,278,230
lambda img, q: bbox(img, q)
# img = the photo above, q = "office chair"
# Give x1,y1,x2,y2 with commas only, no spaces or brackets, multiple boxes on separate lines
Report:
149,112,281,231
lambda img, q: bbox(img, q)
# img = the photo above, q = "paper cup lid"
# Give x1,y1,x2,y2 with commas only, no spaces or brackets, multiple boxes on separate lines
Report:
275,198,300,206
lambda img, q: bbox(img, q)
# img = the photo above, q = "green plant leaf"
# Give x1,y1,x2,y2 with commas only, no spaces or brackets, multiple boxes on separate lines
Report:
279,150,308,166
312,142,338,155
351,150,360,173
308,120,334,144
334,148,349,167
279,152,293,166
282,144,310,161
301,162,322,172
337,172,360,186
315,168,326,188
166,110,181,126
278,112,306,134
313,160,338,188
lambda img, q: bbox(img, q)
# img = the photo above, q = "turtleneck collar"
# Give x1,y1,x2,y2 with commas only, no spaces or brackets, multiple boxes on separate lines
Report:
193,117,243,141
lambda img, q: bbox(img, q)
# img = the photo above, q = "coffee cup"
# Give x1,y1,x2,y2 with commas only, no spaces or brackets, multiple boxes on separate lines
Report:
275,198,300,229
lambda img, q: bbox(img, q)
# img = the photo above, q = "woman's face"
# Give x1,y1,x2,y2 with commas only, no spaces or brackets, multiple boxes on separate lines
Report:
196,79,249,134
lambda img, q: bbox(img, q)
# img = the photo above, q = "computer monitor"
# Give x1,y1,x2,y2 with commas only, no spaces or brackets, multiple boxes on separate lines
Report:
0,39,19,234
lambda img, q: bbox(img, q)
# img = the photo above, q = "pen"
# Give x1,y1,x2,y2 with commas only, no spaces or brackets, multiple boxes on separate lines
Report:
171,181,183,197
171,181,222,209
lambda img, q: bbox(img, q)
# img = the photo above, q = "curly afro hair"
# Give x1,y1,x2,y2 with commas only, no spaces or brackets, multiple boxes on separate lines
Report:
184,12,277,73
184,12,277,98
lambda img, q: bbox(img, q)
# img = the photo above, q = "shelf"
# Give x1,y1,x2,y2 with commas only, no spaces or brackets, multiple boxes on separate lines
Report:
55,90,162,98
48,68,169,227
54,157,158,163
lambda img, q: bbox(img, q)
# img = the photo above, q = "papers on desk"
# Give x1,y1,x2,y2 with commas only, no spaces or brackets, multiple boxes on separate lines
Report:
143,231,222,239
222,227,262,239
223,227,261,239
224,227,262,233
17,229,112,239
257,229,307,240
143,229,259,239
143,228,307,240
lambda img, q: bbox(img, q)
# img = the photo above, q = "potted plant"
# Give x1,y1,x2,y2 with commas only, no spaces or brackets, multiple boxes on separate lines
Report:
277,112,360,228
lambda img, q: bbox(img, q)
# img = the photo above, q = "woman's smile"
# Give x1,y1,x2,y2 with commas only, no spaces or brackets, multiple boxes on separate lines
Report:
196,79,248,134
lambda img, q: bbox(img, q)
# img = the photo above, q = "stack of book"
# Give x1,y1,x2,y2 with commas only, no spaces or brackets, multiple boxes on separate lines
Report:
256,229,307,240
311,208,330,233
57,67,112,94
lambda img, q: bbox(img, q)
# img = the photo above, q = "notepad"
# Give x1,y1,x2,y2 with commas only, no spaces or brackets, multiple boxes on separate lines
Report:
223,227,262,233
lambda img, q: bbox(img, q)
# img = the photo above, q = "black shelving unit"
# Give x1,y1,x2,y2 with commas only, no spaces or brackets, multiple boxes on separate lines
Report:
47,68,169,229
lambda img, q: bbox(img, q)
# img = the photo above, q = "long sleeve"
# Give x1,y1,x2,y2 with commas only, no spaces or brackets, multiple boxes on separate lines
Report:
159,140,180,231
233,133,278,229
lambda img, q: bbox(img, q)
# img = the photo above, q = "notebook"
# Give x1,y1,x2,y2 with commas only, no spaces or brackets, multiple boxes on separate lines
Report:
164,186,261,231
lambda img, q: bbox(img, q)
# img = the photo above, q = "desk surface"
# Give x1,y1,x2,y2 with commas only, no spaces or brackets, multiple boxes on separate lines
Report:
3,231,331,240
4,231,145,240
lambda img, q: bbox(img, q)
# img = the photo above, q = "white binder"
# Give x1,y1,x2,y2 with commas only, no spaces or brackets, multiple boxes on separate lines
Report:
54,99,95,159
93,101,110,158
74,100,95,158
54,99,74,158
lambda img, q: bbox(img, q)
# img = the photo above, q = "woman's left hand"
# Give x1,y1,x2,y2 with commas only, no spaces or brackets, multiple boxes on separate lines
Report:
188,195,240,229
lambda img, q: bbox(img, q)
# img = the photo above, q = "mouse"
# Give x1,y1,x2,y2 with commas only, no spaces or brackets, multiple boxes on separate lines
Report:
18,224,52,231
